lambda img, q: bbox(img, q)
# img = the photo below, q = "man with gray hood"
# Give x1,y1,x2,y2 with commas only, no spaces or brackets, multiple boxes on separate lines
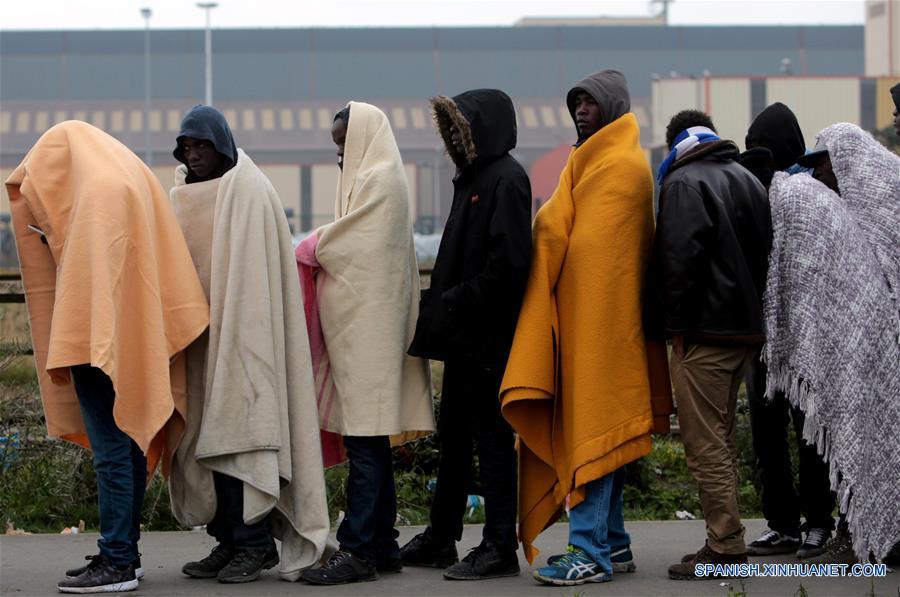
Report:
404,89,532,581
505,69,672,587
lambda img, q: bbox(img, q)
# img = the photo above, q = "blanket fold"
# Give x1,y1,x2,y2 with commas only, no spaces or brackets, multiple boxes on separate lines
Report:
168,150,329,580
5,121,209,477
500,113,672,563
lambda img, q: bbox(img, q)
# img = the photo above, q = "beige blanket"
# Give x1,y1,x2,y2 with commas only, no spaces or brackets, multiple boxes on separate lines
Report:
168,150,329,580
316,101,434,439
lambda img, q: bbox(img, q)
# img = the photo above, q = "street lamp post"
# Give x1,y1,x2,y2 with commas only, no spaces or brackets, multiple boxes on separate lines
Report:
141,7,152,166
196,2,219,105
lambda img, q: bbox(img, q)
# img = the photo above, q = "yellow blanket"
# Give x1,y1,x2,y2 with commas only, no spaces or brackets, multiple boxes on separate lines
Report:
5,121,209,476
500,113,671,562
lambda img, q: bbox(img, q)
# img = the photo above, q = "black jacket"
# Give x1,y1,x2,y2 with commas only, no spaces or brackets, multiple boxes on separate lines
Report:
650,141,771,344
408,89,532,369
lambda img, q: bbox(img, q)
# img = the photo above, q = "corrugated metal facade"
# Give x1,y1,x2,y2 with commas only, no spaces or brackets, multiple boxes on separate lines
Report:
653,75,899,152
0,24,865,231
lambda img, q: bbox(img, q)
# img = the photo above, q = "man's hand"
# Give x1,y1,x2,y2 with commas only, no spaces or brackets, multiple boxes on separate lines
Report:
672,334,685,360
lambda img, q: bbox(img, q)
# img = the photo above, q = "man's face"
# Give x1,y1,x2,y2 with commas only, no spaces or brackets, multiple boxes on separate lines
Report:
812,154,840,196
449,123,466,156
180,137,224,180
893,107,899,137
574,91,603,139
331,118,347,169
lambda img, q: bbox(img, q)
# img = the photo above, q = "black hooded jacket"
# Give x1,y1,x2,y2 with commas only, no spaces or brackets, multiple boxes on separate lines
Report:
408,89,532,369
651,140,771,345
173,105,238,183
740,102,805,189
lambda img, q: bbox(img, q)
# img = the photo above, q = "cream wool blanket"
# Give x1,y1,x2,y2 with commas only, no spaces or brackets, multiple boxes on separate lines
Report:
168,150,329,580
314,101,434,439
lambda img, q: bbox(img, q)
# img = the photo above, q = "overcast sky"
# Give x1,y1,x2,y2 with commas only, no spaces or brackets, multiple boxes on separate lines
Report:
1,0,865,30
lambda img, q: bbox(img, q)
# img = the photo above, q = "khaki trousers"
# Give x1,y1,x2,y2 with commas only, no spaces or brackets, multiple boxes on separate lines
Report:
670,343,758,555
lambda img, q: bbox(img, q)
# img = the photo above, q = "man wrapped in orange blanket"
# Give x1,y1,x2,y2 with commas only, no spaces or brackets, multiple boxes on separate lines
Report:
500,70,672,587
6,121,209,593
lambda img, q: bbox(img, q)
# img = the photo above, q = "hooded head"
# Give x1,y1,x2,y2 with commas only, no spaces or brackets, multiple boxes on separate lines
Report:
566,69,631,145
745,102,806,172
173,105,238,183
430,89,517,169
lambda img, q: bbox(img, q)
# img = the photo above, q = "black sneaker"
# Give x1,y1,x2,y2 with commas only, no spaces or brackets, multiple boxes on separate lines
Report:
797,528,832,559
747,529,801,555
400,529,459,568
57,556,138,593
66,554,144,580
443,541,520,580
803,528,856,564
376,557,403,574
217,548,279,583
301,549,378,585
182,543,235,578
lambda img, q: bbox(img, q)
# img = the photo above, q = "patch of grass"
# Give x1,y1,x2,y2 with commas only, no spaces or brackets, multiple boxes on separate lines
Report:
2,354,766,533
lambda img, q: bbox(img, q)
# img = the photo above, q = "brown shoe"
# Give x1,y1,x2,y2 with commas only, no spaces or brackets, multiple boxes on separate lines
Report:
668,544,748,580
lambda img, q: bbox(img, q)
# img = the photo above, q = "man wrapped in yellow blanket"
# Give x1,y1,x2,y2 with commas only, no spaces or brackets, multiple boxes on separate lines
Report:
500,70,672,587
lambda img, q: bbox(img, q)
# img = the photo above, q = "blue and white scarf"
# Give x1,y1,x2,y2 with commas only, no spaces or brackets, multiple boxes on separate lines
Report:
656,126,720,184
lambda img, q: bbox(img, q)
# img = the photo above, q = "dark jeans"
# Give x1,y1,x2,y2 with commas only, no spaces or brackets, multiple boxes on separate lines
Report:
207,472,274,551
429,360,518,551
71,365,147,567
746,356,835,533
336,435,399,562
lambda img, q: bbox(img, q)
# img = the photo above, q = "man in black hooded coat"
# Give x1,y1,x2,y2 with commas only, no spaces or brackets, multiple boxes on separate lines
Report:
404,89,532,580
739,103,836,561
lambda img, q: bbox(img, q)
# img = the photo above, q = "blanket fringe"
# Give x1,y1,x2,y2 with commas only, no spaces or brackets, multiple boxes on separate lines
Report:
764,360,893,563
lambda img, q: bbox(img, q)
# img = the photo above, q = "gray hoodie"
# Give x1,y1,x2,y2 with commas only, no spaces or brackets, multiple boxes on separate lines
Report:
565,69,631,146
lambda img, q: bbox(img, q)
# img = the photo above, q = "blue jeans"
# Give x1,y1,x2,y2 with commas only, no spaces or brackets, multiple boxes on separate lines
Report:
72,365,146,567
336,436,399,563
568,466,629,574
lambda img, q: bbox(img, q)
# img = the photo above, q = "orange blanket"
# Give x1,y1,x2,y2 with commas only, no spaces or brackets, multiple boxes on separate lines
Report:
500,113,672,562
5,121,209,476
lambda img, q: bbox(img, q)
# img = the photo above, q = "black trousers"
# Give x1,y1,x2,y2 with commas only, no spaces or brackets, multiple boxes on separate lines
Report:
207,472,274,551
746,355,835,533
429,360,518,550
336,435,399,563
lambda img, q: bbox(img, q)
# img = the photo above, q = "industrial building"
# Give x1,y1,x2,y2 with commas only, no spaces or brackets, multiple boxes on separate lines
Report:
1,1,897,245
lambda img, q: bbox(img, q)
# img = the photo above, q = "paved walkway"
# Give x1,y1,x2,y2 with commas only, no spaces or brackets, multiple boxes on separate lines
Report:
2,519,897,596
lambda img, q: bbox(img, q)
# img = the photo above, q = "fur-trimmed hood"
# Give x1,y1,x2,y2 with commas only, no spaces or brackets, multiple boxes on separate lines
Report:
430,89,517,169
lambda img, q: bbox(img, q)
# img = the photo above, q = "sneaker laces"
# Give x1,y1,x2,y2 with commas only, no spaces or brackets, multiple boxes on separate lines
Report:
757,529,781,543
205,543,232,562
324,549,353,568
228,550,257,568
461,543,493,566
804,528,829,546
78,554,105,573
553,545,584,567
